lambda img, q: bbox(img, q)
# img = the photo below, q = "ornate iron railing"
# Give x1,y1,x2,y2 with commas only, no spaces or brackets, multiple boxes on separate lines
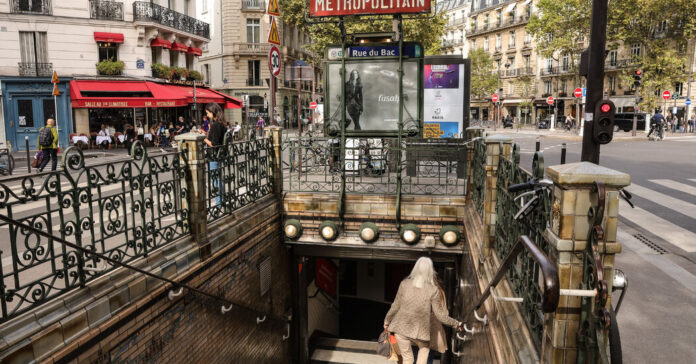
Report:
0,143,189,322
283,137,467,196
493,143,550,349
241,0,266,10
11,0,51,14
132,1,210,39
89,0,124,21
203,133,274,223
18,62,53,77
471,138,487,218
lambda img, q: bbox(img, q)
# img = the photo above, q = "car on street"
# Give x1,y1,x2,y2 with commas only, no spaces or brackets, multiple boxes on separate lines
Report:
613,113,648,132
538,115,566,129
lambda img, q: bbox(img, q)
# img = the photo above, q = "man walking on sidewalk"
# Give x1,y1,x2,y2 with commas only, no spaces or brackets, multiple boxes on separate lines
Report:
37,118,59,172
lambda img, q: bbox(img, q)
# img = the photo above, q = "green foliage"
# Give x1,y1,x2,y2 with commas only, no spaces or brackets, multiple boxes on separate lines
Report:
278,0,447,61
173,67,190,79
469,48,498,100
96,58,124,75
151,63,173,79
514,75,536,101
188,70,203,81
526,0,590,60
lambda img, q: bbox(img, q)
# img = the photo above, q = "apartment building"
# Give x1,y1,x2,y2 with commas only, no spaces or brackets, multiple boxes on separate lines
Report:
438,0,471,57
0,0,212,151
198,0,319,127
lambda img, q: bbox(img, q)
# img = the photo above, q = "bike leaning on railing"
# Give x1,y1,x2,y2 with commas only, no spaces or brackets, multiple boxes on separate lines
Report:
0,148,15,175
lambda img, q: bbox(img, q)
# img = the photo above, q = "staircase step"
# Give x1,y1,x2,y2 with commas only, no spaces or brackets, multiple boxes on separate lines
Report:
310,348,388,364
314,337,378,352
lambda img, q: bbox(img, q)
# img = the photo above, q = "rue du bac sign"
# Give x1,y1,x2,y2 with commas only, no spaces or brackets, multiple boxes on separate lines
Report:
310,0,431,17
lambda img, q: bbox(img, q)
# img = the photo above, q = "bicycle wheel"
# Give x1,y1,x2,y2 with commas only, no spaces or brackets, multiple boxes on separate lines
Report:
609,307,622,364
7,154,14,175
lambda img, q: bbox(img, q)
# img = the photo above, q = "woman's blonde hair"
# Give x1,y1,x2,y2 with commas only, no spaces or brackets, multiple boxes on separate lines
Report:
409,257,435,288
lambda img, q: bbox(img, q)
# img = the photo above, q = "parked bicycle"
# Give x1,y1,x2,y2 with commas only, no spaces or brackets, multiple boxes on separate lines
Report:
0,148,15,176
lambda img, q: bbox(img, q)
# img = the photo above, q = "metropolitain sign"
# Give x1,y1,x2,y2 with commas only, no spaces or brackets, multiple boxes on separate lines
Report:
309,0,430,17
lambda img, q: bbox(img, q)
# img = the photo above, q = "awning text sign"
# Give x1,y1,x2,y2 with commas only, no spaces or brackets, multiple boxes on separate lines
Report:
310,0,431,17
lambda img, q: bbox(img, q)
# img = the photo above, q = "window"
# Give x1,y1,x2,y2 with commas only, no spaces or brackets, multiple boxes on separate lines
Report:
203,64,210,84
496,34,501,50
248,60,260,86
472,39,477,49
631,43,641,57
17,100,34,127
609,76,616,92
19,31,48,65
544,81,552,94
560,80,566,94
609,50,618,66
483,37,489,51
186,54,193,70
507,57,514,69
509,31,515,47
675,82,683,95
523,55,530,69
509,82,514,95
43,99,55,121
98,42,118,62
170,50,179,67
247,19,261,43
657,20,668,32
562,54,569,71
524,31,531,44
152,47,161,64
484,14,489,26
546,58,553,72
496,10,502,26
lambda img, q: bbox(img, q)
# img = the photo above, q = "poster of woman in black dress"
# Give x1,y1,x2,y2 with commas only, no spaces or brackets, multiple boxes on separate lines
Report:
345,69,363,130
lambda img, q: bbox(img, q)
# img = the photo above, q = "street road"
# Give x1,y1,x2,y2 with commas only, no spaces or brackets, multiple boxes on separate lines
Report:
493,129,696,363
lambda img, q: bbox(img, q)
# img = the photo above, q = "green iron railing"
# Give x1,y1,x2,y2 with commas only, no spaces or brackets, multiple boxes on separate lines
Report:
471,138,487,218
0,142,189,322
203,133,274,223
493,143,550,349
282,137,467,196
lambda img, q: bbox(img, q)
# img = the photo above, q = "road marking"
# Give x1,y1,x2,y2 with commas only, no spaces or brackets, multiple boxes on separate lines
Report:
649,179,696,198
619,200,696,252
628,183,696,221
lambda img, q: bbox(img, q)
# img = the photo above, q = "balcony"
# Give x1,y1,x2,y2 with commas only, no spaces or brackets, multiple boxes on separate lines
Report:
233,42,271,56
18,62,53,77
470,15,530,36
242,0,266,11
246,79,262,87
10,0,51,14
605,58,635,70
133,1,209,39
90,0,123,21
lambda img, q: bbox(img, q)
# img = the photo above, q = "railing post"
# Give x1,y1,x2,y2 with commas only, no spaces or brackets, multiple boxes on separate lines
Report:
268,126,283,195
176,132,211,260
465,126,484,199
481,135,513,258
542,162,629,363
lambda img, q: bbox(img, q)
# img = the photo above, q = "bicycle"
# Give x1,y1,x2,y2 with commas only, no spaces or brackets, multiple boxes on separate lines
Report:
0,149,15,176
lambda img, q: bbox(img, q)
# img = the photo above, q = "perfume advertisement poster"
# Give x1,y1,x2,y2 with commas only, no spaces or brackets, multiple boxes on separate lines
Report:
424,64,465,138
326,61,419,133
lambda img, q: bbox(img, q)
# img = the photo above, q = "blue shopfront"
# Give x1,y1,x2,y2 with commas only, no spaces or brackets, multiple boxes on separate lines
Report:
1,77,72,151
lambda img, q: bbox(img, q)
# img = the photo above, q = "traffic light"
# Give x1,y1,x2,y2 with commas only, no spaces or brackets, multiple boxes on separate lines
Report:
633,69,643,88
593,99,615,144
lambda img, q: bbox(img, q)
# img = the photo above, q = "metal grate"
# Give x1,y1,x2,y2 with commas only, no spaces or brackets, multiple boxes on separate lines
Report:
259,257,272,296
633,233,668,255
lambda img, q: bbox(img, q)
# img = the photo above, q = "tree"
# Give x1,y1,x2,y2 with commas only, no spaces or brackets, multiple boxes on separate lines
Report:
279,0,447,62
469,48,498,101
526,0,591,61
515,75,536,124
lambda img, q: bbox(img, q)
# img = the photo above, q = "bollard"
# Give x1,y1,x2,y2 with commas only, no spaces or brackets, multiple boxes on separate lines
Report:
25,136,31,173
561,143,567,164
535,137,541,152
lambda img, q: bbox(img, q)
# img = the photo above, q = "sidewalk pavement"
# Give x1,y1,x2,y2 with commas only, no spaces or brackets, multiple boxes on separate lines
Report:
481,126,696,141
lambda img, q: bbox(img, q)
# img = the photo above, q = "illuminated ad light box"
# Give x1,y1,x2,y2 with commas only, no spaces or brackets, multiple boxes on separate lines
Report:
324,43,424,137
309,0,431,17
423,57,471,138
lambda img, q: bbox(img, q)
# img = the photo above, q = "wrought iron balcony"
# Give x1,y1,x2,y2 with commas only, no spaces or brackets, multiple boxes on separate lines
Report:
242,0,266,11
232,42,271,56
133,1,209,39
605,58,634,70
11,0,51,14
18,62,53,77
90,0,123,21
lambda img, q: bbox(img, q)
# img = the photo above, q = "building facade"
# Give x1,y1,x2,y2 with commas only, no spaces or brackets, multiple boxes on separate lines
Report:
198,0,319,130
438,0,471,57
0,0,210,150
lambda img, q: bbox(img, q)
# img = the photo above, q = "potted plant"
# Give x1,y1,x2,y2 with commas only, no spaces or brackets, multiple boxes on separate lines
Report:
96,58,125,75
188,70,203,81
173,67,190,80
151,63,173,79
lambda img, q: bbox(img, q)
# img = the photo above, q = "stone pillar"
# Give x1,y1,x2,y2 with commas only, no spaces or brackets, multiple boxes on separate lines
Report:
176,132,211,260
465,126,484,199
268,126,283,195
481,135,513,257
543,162,630,363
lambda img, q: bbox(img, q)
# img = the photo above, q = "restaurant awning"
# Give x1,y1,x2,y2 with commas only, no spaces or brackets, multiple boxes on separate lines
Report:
187,46,202,56
165,85,242,108
151,38,172,48
171,42,188,52
94,32,124,43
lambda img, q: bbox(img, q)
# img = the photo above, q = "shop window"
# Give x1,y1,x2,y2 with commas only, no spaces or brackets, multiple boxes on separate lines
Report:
247,19,260,44
98,42,118,62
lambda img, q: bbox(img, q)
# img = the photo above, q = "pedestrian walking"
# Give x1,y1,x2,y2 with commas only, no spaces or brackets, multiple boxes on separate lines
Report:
232,122,241,140
689,115,695,133
202,103,227,205
383,257,462,364
124,124,135,155
257,116,265,138
37,118,59,172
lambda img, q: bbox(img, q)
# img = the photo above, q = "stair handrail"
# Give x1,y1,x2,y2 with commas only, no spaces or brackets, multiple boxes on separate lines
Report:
0,213,290,327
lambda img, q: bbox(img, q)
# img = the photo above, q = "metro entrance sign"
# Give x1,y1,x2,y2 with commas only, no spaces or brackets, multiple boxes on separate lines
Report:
309,0,431,17
662,90,671,100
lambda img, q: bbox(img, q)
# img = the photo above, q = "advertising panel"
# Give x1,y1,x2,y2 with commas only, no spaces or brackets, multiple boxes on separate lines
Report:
326,60,421,135
309,0,431,17
423,63,466,138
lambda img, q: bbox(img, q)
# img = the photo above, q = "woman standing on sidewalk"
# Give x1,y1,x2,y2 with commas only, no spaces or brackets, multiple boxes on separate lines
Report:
201,103,227,205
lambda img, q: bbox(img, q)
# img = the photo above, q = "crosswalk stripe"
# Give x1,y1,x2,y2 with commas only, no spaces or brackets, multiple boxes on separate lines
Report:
619,200,696,252
628,183,696,221
649,179,696,198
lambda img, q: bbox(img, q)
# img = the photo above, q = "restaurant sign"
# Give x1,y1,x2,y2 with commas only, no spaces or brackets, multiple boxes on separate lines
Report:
71,99,186,108
309,0,431,17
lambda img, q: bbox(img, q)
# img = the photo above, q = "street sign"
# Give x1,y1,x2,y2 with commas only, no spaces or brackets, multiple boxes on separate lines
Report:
687,99,692,106
492,94,499,103
672,93,679,100
574,88,583,98
268,45,281,77
662,90,671,100
51,71,59,84
267,0,280,16
267,17,281,45
583,88,586,97
52,84,60,96
546,96,555,105
309,0,431,17
310,102,318,110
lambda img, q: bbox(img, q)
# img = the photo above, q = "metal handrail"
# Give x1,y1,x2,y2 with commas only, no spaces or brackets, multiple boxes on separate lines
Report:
0,213,289,326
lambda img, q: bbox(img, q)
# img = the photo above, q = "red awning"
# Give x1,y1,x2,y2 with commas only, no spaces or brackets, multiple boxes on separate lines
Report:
94,32,124,43
187,46,202,56
69,80,188,108
171,42,188,52
164,85,241,108
151,38,172,48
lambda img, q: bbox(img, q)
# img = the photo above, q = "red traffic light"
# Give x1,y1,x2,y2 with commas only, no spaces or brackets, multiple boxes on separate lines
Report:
634,69,642,76
601,103,611,113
